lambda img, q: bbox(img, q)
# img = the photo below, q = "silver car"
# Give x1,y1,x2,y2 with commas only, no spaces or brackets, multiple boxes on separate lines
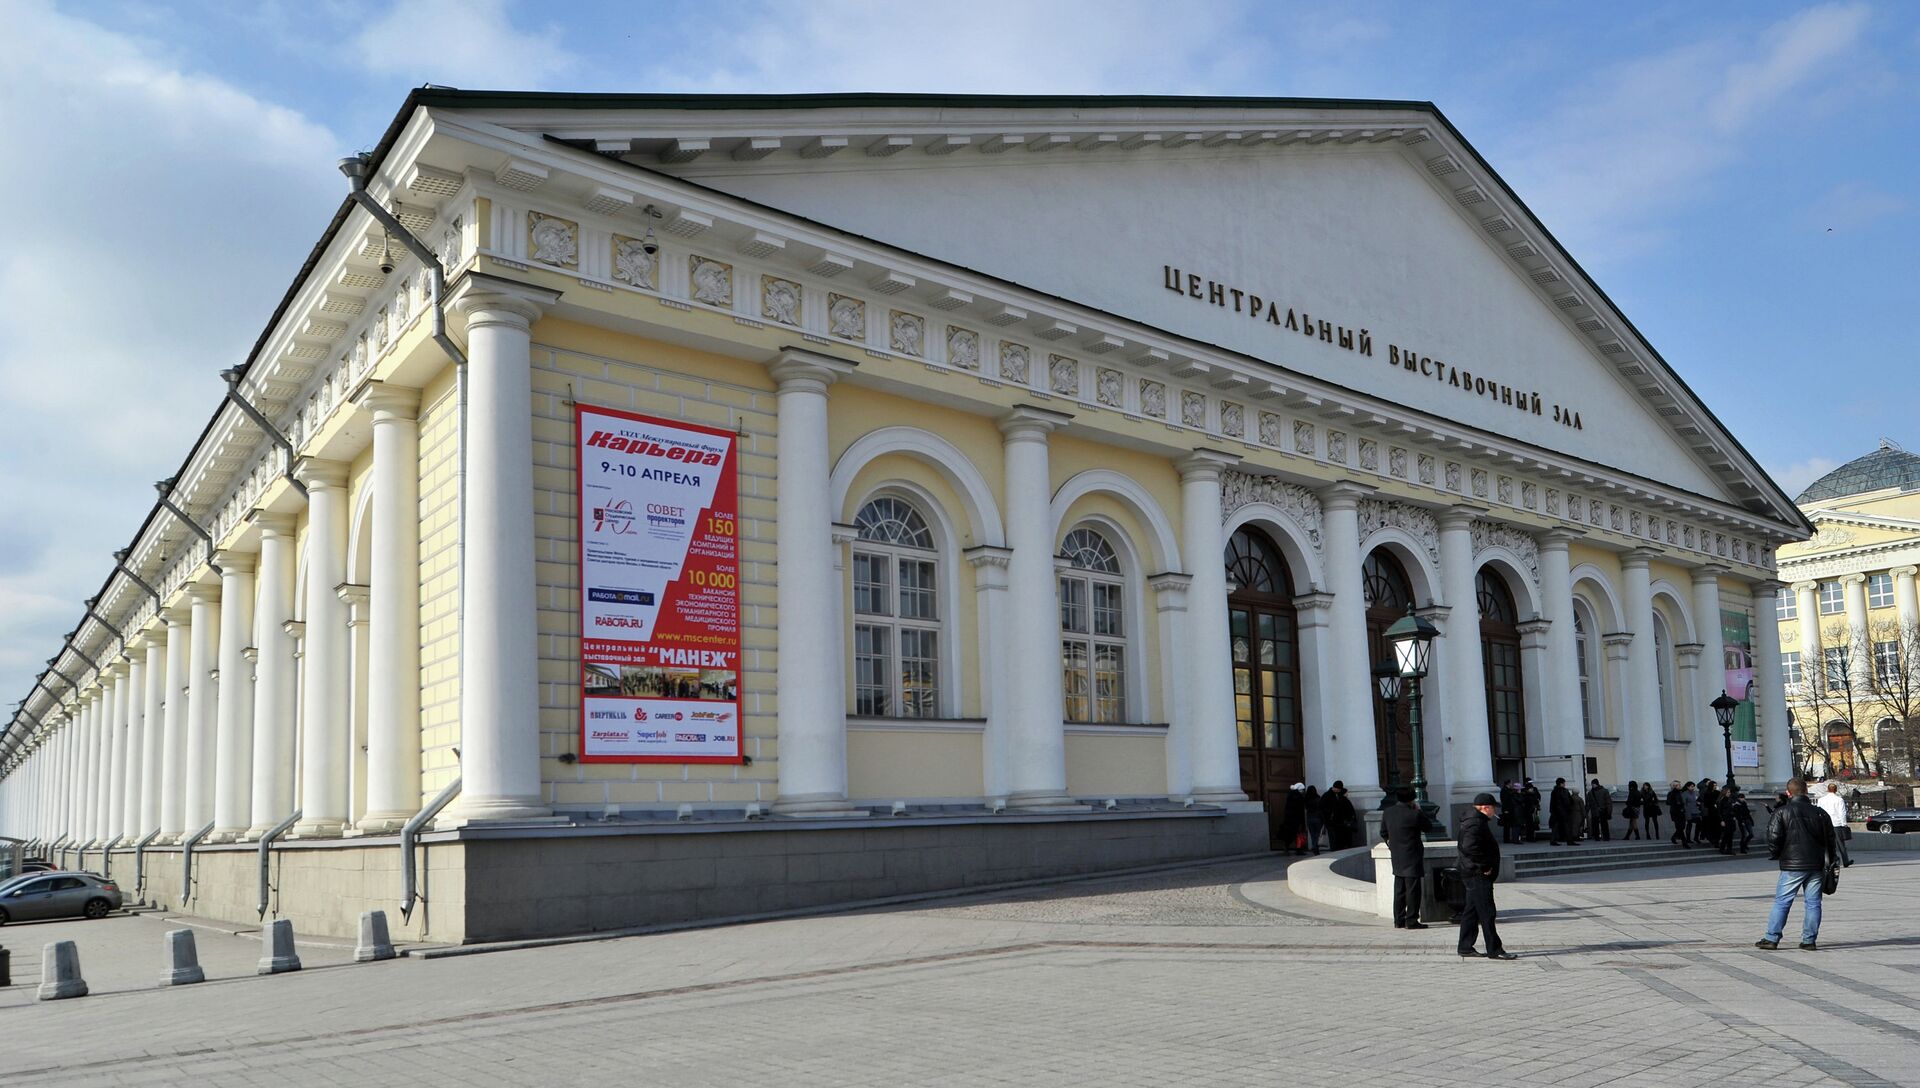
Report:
0,871,123,923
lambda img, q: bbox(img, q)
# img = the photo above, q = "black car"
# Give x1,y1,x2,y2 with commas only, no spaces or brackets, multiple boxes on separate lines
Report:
1864,807,1920,834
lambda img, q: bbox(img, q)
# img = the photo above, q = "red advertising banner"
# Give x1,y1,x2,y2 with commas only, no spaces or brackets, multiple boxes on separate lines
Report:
575,403,742,764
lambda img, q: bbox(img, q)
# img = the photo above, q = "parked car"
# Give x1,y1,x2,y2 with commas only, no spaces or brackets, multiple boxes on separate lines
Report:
1864,808,1920,834
0,871,123,923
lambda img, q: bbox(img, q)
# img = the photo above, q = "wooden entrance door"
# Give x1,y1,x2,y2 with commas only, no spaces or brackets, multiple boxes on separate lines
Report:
1363,550,1417,793
1478,568,1526,786
1227,529,1302,848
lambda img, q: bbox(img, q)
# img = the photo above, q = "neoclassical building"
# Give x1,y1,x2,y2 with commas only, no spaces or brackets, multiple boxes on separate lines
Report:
0,92,1809,942
1775,441,1920,781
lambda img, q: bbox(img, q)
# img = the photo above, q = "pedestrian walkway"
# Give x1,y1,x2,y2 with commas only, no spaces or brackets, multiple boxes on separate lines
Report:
3,852,1917,1086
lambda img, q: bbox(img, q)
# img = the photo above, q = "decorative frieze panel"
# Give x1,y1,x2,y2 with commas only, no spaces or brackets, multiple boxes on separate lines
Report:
1418,453,1436,486
690,255,733,307
1470,519,1540,585
1096,368,1123,408
1181,390,1207,429
1140,379,1167,419
1357,499,1441,570
1220,401,1244,438
1049,353,1080,396
946,326,980,370
528,211,579,268
612,234,657,289
761,276,802,326
999,341,1030,383
828,293,865,340
1220,470,1324,560
1326,430,1347,464
1357,438,1378,471
1389,447,1408,479
1293,420,1315,456
889,310,924,356
1259,411,1282,447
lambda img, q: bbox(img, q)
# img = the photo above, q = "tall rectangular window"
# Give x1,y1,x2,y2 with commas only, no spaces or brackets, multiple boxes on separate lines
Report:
1823,646,1849,688
1777,594,1797,621
1819,581,1845,615
1874,640,1900,689
1869,572,1895,609
1781,650,1802,687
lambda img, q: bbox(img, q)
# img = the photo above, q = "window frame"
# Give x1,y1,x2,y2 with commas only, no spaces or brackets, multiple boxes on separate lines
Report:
1869,572,1895,609
1818,580,1845,615
1781,650,1803,688
847,491,949,719
1873,639,1900,690
1777,593,1797,621
1058,523,1134,725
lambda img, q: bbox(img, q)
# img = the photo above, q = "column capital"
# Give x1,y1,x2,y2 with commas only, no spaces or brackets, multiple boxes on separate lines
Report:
1536,527,1584,549
281,619,306,642
1147,570,1193,607
1840,572,1867,586
187,583,221,605
1436,503,1488,531
1601,631,1633,661
105,660,130,680
998,404,1073,440
352,381,422,421
767,346,857,391
212,550,257,575
1690,564,1728,585
964,545,1013,592
1291,591,1336,628
247,509,297,537
1749,579,1787,597
446,271,560,328
1674,642,1705,665
125,630,150,653
336,582,371,609
830,521,859,548
162,604,191,626
1315,480,1374,510
1620,547,1661,570
1516,618,1551,649
292,457,350,490
1790,580,1818,593
1891,566,1919,579
1174,448,1240,480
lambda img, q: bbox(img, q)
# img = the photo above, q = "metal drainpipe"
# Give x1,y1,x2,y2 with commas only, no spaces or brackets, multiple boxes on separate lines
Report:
256,808,302,918
339,156,472,770
154,480,222,577
132,828,160,902
178,820,215,907
400,776,462,924
220,370,308,499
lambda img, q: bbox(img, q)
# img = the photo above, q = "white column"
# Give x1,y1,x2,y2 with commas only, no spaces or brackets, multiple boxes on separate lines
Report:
1793,581,1820,667
1317,483,1380,800
444,275,560,824
105,664,128,842
341,584,371,827
141,633,167,837
1893,567,1919,648
1437,506,1495,801
1752,580,1792,788
1602,632,1634,777
293,458,351,838
999,405,1078,810
1690,566,1730,783
122,645,146,840
1517,618,1552,768
1178,451,1247,803
1675,643,1705,780
358,383,423,832
247,513,298,837
1841,573,1871,692
1150,572,1193,799
756,350,858,815
79,693,102,843
967,546,1015,801
1620,549,1668,785
182,583,221,836
211,553,256,841
1537,530,1585,765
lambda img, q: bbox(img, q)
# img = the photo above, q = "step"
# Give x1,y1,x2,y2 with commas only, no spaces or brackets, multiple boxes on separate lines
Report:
1515,850,1739,873
1518,853,1763,879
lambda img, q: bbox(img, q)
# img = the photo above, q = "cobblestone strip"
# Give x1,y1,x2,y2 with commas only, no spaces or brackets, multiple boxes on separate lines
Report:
1627,968,1898,1088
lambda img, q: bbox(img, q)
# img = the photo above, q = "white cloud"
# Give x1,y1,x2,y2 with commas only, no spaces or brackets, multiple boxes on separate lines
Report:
0,2,340,711
1494,3,1875,264
353,0,577,89
1772,456,1842,498
1804,180,1907,232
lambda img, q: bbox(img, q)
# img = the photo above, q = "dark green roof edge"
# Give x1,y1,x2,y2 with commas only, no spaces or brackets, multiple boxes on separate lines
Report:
404,89,1442,113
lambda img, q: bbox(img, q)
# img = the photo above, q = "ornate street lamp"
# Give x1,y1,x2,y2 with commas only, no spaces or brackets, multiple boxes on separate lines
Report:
1373,662,1403,806
1712,689,1741,794
1384,604,1441,826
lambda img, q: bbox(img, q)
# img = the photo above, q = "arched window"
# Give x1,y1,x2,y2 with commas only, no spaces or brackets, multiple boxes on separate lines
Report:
1363,551,1413,611
1827,721,1859,778
851,496,939,717
1226,528,1292,597
1653,612,1679,742
1876,718,1911,778
1573,602,1603,738
1059,526,1126,723
1478,568,1525,780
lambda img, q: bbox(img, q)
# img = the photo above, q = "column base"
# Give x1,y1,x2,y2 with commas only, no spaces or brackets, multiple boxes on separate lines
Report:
1007,789,1089,813
437,796,554,828
770,793,866,818
289,819,347,840
241,824,282,842
205,829,245,844
1188,785,1250,805
352,811,415,835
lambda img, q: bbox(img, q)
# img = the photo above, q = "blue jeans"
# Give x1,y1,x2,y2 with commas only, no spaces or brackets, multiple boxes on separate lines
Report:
1764,870,1824,944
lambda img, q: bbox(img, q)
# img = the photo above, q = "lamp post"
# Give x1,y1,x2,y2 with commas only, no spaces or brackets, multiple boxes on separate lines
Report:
1372,662,1402,808
1712,689,1741,795
1384,604,1441,827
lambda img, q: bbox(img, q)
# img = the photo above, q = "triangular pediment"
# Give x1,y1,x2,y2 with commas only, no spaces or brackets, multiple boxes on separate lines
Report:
424,92,1805,530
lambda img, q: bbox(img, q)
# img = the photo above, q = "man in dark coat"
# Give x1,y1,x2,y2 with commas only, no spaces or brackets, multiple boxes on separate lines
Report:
1667,781,1689,846
1322,781,1358,850
1380,787,1440,929
1521,780,1542,841
1587,779,1613,841
1756,778,1839,951
1499,782,1521,844
1455,792,1516,959
1548,778,1573,845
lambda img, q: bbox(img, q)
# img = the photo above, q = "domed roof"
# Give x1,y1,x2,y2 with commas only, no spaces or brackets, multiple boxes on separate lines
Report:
1796,440,1920,503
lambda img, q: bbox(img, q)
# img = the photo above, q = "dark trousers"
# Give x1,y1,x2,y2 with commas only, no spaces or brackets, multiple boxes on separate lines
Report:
1456,873,1504,955
1393,872,1423,927
1589,811,1610,840
1835,825,1852,866
1646,810,1661,837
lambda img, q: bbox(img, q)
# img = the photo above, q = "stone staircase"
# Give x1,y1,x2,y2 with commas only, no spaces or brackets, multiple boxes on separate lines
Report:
1512,839,1765,880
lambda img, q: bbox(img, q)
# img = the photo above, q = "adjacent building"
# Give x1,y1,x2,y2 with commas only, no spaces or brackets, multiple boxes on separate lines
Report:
0,92,1811,942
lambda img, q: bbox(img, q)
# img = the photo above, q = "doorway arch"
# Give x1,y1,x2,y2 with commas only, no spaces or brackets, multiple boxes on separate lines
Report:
1478,567,1525,785
1226,525,1302,848
1362,549,1417,792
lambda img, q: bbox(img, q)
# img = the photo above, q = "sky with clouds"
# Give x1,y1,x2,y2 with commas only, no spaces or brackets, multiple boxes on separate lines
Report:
2,0,1916,712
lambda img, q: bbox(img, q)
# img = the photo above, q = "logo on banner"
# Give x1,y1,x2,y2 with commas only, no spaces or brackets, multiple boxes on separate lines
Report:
592,499,638,535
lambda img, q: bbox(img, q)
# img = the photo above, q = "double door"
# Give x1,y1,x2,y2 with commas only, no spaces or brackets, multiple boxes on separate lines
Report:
1232,602,1302,847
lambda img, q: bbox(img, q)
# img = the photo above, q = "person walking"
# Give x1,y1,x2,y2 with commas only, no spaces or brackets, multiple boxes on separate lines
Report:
1731,790,1755,854
1500,781,1522,844
1323,781,1357,851
1281,783,1308,855
1456,792,1517,960
1623,779,1642,840
1381,787,1440,930
1699,780,1722,849
1303,784,1325,855
1586,779,1613,841
1549,778,1573,846
1815,781,1853,868
1569,788,1587,844
1682,782,1702,848
1667,781,1687,846
1756,778,1839,951
1641,781,1661,839
1715,789,1739,855
1522,780,1542,842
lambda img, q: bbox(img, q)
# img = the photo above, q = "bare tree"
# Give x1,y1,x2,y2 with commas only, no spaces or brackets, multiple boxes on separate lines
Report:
1783,621,1874,780
1865,616,1920,781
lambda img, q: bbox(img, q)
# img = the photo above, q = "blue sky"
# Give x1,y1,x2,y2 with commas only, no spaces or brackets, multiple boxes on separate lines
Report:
2,0,1916,709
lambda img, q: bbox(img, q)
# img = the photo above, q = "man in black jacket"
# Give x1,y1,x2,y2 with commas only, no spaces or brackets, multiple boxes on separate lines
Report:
1549,778,1573,845
1587,779,1613,841
1456,792,1517,960
1756,778,1839,951
1381,787,1440,929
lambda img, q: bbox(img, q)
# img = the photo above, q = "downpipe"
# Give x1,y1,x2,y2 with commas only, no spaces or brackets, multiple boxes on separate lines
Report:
131,828,160,902
256,808,302,919
400,776,462,925
178,820,215,908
